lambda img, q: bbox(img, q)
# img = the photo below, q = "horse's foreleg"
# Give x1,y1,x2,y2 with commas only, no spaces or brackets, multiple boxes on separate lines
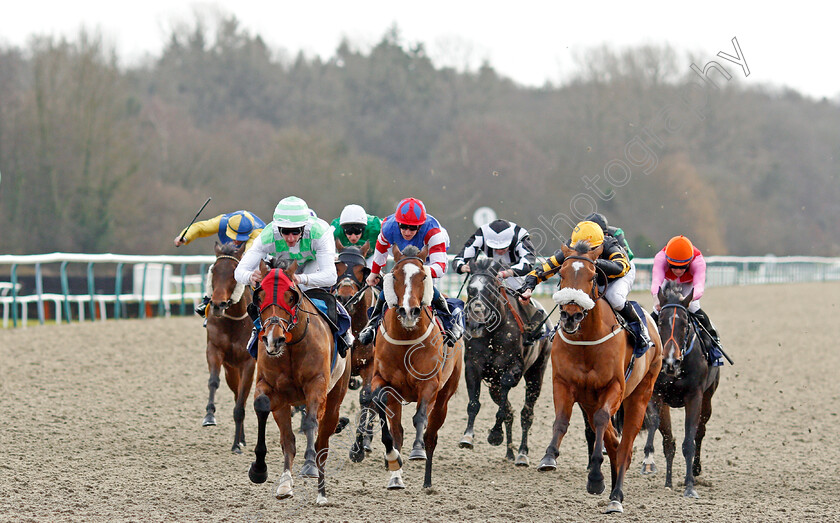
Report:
300,382,327,479
351,363,376,462
488,383,515,460
314,362,350,505
409,399,430,461
582,405,596,468
641,395,663,475
371,385,405,490
422,364,460,488
516,360,546,467
537,381,574,472
695,374,719,478
682,392,703,498
459,357,483,450
203,349,222,426
248,389,271,484
271,403,295,499
660,405,675,489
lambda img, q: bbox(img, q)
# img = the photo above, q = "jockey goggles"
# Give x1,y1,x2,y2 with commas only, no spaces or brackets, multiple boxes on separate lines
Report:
278,226,304,236
399,223,420,231
342,224,365,236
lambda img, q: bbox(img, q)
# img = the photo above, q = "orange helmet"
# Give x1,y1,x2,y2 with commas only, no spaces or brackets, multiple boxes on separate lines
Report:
571,221,605,248
665,235,694,266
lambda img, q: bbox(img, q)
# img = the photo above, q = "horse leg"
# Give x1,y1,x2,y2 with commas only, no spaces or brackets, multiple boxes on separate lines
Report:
272,403,296,499
223,363,244,453
660,404,676,489
248,388,272,484
682,392,703,498
695,375,719,477
586,402,615,496
537,381,574,472
606,372,658,514
299,382,327,479
203,348,222,426
582,405,596,468
350,364,375,462
641,395,663,475
516,357,546,467
488,383,515,461
459,356,483,450
409,400,430,460
314,362,351,505
422,366,460,488
237,358,256,448
371,385,405,490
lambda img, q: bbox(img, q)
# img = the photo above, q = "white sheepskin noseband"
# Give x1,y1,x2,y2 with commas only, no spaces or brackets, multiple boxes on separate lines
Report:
553,287,595,311
206,266,246,304
382,265,434,307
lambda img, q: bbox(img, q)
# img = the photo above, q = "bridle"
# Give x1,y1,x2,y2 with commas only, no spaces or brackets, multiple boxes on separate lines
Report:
258,272,310,353
465,269,525,335
658,303,698,363
208,254,249,320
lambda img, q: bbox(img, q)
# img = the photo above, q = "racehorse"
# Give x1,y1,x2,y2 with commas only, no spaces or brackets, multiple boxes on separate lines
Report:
331,242,381,462
202,241,255,454
369,244,463,489
247,259,351,505
536,241,663,514
640,280,721,498
458,256,551,466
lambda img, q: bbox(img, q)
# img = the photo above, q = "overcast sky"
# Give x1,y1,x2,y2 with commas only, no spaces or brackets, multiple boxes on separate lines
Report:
1,1,837,100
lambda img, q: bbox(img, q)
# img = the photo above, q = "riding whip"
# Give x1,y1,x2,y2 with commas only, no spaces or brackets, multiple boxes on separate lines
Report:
177,197,212,245
692,318,734,365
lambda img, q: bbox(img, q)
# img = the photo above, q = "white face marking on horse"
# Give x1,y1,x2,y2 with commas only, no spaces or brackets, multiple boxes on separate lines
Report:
469,279,485,293
572,261,584,274
401,263,421,312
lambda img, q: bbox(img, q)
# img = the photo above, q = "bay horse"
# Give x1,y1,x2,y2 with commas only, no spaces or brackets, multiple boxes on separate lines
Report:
202,241,256,455
537,241,662,514
247,260,351,506
369,244,463,489
459,256,551,466
331,242,381,462
640,280,721,498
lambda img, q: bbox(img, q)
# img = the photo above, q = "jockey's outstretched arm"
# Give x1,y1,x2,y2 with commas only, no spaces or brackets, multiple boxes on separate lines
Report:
235,241,272,285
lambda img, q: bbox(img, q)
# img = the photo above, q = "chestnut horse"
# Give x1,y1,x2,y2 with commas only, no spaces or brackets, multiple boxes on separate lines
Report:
537,241,662,514
369,245,463,489
247,260,351,506
640,280,720,498
331,242,380,462
202,242,255,455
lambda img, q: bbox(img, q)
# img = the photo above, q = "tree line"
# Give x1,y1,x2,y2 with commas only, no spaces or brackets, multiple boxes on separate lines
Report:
1,16,838,258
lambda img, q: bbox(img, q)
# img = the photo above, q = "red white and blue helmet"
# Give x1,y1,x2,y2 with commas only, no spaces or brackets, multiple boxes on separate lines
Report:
395,198,426,226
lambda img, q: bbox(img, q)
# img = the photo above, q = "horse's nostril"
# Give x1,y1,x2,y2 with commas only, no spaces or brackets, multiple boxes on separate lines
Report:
397,307,406,317
411,307,421,317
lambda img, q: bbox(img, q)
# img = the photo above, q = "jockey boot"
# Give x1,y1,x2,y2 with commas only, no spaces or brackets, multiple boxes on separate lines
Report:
520,301,547,347
619,302,653,349
246,302,262,359
432,292,461,347
195,295,210,317
358,298,385,346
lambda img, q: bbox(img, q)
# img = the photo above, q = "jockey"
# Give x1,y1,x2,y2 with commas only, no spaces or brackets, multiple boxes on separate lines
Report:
357,197,462,347
174,210,266,317
330,204,382,267
518,220,653,350
585,212,634,260
651,235,724,365
234,196,352,357
452,219,547,345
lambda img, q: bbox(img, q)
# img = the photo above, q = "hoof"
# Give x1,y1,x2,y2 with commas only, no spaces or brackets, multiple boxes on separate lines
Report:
202,415,216,426
515,453,529,467
487,428,504,446
459,434,474,449
349,376,362,390
387,472,406,490
641,461,657,475
248,462,268,484
275,484,293,500
315,493,328,505
300,461,318,478
605,500,624,514
363,440,373,453
231,445,243,455
409,448,427,461
334,417,350,434
587,477,605,495
684,487,700,499
537,456,557,472
349,443,366,463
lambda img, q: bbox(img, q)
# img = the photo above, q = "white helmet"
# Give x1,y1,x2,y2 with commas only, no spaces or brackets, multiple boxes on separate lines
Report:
483,220,514,249
339,204,367,225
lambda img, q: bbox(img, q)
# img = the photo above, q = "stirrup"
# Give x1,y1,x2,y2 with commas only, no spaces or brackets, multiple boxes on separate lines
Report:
358,323,377,345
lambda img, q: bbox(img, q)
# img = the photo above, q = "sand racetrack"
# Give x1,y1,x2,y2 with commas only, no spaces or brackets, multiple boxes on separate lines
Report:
2,282,840,522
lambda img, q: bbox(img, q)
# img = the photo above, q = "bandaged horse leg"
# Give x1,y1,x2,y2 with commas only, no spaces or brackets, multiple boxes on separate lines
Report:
409,400,429,460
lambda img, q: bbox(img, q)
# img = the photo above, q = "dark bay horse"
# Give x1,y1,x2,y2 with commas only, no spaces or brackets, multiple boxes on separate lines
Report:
247,260,351,505
537,241,662,514
641,281,721,498
459,256,551,466
331,242,380,462
369,244,463,489
202,241,255,454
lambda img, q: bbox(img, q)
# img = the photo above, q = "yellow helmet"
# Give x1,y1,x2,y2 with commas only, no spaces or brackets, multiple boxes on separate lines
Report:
571,221,605,248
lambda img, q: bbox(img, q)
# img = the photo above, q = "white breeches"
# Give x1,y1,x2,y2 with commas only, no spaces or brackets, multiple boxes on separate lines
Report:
605,262,635,310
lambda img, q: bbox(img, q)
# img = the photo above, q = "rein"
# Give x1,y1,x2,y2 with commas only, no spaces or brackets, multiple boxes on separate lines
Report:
209,254,249,319
659,303,697,358
499,285,526,334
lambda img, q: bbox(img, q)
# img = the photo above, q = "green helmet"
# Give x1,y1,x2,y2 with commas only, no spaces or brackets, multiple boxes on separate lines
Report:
273,196,313,227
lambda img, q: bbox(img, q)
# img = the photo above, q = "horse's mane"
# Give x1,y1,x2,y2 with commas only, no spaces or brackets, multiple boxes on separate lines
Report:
661,280,686,304
571,240,591,254
400,245,422,258
219,242,239,256
267,256,292,270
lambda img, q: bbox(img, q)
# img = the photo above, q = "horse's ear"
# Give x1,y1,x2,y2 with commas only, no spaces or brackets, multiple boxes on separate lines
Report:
360,241,370,257
335,238,344,253
214,242,223,256
418,244,429,261
590,245,604,259
362,266,371,281
657,286,666,306
285,260,299,280
392,244,402,262
683,287,695,307
235,241,248,257
560,243,574,257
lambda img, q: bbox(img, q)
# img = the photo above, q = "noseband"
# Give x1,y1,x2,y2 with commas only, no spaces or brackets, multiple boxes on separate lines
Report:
259,277,309,347
659,303,697,360
555,255,605,321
